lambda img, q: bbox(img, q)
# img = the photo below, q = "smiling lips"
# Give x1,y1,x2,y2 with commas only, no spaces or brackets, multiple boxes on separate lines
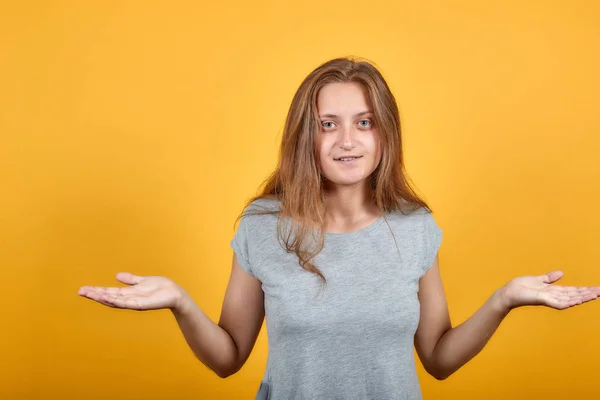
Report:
334,155,363,162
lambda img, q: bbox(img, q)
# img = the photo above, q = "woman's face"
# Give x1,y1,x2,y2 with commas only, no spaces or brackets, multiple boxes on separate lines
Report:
316,82,382,189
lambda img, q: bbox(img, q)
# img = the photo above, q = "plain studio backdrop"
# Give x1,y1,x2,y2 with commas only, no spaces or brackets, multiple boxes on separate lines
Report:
1,1,599,399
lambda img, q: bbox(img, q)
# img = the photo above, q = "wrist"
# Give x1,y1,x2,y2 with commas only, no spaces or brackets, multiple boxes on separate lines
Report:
171,287,193,316
492,285,513,315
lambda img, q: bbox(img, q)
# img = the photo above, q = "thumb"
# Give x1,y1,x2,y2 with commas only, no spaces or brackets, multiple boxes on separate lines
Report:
116,272,144,286
540,270,564,284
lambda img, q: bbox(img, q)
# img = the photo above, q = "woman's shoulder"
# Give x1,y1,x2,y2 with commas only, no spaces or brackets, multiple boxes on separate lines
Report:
244,197,282,214
385,204,432,220
382,204,438,234
236,197,281,231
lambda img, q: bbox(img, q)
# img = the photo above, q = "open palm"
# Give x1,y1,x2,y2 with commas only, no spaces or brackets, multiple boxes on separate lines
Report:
503,270,600,310
78,273,183,311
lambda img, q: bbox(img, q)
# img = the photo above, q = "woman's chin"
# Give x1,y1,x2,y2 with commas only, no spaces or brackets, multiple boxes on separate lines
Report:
324,176,371,188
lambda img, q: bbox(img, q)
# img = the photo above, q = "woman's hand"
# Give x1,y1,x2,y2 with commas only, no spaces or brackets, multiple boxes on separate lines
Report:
78,272,186,311
500,270,600,310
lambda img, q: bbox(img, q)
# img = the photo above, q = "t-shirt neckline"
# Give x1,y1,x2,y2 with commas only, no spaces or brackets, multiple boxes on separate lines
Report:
324,213,386,237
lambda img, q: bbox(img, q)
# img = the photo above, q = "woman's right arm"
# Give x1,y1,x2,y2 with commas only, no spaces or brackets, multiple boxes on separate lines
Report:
172,254,265,378
78,253,265,378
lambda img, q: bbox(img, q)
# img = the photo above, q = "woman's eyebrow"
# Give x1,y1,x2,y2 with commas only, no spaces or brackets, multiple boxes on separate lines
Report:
319,111,374,119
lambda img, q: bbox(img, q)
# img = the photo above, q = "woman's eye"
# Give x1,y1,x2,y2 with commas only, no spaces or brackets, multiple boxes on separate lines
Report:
358,120,372,128
322,121,335,129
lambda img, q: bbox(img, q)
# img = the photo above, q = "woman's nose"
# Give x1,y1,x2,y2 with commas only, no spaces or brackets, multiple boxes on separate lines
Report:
339,127,355,150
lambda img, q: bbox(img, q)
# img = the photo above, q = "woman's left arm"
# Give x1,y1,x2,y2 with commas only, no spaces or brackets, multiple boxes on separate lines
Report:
414,254,600,380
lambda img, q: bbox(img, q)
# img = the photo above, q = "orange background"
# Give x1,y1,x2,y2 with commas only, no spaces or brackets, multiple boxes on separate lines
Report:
1,1,599,399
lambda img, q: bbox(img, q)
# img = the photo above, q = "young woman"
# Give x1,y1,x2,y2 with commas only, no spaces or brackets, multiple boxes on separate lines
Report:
79,57,600,400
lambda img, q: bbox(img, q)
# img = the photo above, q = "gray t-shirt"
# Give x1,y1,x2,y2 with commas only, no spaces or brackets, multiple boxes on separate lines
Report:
230,198,442,400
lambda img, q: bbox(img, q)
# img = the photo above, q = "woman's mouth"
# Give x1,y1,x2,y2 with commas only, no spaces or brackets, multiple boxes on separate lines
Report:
334,156,363,162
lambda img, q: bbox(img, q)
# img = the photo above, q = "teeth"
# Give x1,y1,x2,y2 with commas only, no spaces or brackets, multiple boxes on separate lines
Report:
338,157,358,161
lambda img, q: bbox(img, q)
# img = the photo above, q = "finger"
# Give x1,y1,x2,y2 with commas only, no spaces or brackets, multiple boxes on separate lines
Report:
78,286,90,296
576,291,597,301
116,272,144,286
548,285,600,296
78,286,133,296
82,291,145,310
551,286,586,295
540,270,564,284
544,290,599,309
79,290,120,308
569,288,599,302
558,287,599,300
541,291,582,309
578,292,599,302
79,286,111,295
554,296,582,309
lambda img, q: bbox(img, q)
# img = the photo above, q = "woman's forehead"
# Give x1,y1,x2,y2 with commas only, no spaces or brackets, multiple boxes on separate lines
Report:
317,82,372,116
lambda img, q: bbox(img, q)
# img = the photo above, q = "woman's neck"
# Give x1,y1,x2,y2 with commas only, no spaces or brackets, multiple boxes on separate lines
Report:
322,181,381,232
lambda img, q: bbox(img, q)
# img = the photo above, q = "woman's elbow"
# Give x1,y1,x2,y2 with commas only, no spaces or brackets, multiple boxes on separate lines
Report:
431,371,451,381
425,364,453,381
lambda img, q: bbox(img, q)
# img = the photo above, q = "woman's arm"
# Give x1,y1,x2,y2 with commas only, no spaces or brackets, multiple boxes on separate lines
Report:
173,254,265,378
414,255,599,380
79,254,265,379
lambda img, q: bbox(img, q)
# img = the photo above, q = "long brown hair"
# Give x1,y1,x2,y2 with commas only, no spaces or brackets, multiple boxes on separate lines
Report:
238,56,431,284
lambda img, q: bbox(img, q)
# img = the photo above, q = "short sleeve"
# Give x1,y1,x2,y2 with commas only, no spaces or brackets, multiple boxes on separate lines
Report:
422,211,443,274
230,214,255,277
